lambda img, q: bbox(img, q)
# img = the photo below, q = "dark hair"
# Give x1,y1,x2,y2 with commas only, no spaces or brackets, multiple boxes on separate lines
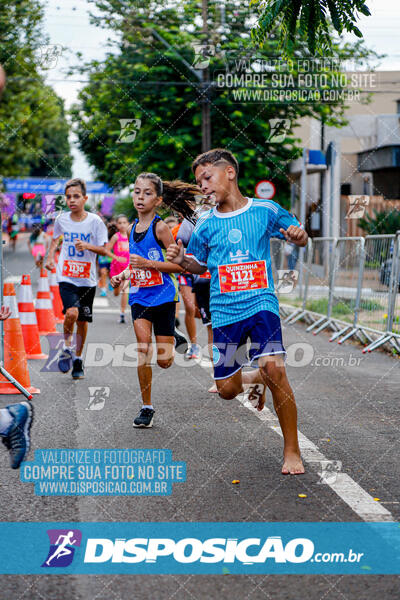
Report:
65,178,86,196
30,224,42,242
161,180,202,225
135,172,163,196
192,148,239,175
107,223,118,239
134,173,201,225
116,213,128,221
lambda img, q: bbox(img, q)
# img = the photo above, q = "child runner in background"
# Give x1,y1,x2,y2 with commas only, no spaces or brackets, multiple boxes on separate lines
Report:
98,222,117,296
165,216,183,328
164,216,179,231
162,188,216,390
27,224,50,268
8,214,19,251
107,214,130,323
110,173,185,429
177,272,199,359
176,218,215,387
45,178,108,380
167,210,199,358
167,149,307,475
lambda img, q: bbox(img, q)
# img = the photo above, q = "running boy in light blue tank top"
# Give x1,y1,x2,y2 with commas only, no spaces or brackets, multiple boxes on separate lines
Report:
166,149,308,475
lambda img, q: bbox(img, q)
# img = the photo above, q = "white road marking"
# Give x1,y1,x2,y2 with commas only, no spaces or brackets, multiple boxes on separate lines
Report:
93,297,109,307
237,395,394,522
93,308,125,314
91,296,395,522
196,355,394,522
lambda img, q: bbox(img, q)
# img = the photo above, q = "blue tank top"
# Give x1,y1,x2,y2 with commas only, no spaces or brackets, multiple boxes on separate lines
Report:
128,215,178,307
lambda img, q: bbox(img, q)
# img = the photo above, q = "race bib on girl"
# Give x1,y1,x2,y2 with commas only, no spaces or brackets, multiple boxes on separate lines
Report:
218,261,268,293
130,266,164,287
62,260,91,279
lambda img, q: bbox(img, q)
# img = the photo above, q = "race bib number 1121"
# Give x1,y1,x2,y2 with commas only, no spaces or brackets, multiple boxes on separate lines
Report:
218,260,268,293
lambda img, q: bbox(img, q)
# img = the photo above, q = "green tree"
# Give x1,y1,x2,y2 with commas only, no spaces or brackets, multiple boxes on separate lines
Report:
27,93,72,178
251,0,371,55
359,209,400,235
0,0,72,177
72,0,375,203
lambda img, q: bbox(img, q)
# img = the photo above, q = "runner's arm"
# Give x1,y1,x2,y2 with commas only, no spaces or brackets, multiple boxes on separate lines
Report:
271,203,308,247
141,219,184,273
103,234,118,260
166,240,207,275
74,240,108,255
279,225,308,247
44,236,61,270
110,266,130,286
130,254,184,273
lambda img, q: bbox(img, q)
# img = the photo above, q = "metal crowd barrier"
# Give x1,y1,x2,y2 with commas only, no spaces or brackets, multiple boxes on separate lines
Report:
276,231,400,354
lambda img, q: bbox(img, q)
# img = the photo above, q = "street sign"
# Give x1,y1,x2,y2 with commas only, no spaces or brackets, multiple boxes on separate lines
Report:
255,180,276,200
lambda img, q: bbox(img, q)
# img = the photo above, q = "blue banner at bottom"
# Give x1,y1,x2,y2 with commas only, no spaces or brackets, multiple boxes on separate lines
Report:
0,522,399,574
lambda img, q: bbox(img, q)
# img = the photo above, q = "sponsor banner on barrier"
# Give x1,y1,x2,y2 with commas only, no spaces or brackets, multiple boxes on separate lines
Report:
0,522,398,575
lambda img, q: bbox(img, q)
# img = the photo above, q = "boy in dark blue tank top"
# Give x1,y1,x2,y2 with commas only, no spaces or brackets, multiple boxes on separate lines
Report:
110,173,184,428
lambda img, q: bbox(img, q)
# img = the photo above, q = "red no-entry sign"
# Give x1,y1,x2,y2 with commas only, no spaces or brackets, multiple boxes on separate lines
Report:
255,180,276,199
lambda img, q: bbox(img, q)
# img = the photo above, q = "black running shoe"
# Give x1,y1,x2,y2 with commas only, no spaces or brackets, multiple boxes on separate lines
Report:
174,327,188,354
133,407,155,428
71,358,84,379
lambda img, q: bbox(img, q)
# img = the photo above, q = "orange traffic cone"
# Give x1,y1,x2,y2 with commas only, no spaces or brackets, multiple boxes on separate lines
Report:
49,267,64,323
17,274,48,359
35,269,57,335
0,283,40,395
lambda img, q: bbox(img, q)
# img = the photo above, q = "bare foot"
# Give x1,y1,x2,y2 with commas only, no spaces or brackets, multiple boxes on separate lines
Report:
208,383,218,393
244,384,266,411
282,451,305,475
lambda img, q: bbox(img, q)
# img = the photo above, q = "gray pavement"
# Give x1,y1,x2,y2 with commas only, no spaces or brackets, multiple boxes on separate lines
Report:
0,241,399,599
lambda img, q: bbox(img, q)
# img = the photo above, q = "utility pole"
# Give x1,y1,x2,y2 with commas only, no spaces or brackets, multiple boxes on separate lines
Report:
151,0,212,153
201,0,211,152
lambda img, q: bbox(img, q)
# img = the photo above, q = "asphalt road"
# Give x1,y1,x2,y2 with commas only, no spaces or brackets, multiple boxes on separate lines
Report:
0,240,399,599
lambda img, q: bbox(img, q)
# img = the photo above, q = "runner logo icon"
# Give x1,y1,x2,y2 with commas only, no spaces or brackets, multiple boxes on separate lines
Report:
87,386,110,410
42,529,82,568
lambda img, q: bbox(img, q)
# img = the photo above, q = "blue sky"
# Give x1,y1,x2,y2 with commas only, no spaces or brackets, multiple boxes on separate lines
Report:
42,0,400,179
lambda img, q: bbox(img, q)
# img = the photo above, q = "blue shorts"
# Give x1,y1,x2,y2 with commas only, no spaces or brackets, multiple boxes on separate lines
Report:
212,310,285,380
178,274,193,287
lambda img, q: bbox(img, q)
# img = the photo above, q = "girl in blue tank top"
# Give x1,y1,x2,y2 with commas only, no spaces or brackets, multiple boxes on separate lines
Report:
128,213,178,306
110,172,186,429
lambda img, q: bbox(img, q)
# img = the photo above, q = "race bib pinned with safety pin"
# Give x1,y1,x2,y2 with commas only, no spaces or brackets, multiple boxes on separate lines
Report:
62,260,91,279
218,260,268,293
129,266,164,287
